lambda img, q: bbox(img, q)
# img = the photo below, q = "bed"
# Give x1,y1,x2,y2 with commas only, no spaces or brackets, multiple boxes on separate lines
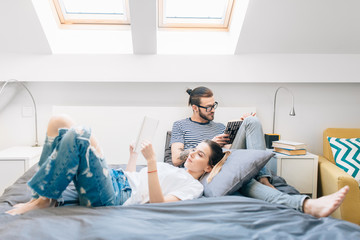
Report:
1,163,360,239
1,106,360,239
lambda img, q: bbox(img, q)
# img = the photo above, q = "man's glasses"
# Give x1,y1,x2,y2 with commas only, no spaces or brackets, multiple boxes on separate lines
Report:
196,102,218,112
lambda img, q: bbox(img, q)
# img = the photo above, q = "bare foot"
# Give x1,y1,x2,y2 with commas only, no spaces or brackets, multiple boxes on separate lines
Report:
6,197,56,216
303,185,350,218
13,198,37,208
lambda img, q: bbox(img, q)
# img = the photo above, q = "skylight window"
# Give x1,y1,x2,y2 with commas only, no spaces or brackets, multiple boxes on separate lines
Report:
32,0,133,53
159,0,234,29
53,0,130,25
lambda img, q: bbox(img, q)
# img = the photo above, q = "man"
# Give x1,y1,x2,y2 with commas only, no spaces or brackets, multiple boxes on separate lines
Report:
170,86,274,188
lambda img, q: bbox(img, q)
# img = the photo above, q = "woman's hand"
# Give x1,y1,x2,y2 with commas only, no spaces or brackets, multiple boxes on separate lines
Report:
129,144,138,157
141,140,156,163
126,143,138,172
141,140,164,203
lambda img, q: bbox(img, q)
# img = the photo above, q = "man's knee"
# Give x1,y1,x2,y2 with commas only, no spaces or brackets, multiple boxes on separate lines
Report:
243,116,261,127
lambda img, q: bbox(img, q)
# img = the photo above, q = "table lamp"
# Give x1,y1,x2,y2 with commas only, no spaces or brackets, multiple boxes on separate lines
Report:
0,79,39,147
265,87,296,148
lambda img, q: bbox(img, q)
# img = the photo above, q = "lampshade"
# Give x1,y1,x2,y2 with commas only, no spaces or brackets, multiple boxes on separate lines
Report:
0,79,39,147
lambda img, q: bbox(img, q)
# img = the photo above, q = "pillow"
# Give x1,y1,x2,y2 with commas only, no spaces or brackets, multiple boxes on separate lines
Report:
328,137,360,186
200,149,274,197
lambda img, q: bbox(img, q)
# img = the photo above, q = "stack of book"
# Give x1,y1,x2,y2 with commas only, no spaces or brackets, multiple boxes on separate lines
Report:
272,140,307,155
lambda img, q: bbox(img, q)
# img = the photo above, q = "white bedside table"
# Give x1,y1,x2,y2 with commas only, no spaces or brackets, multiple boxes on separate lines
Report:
0,146,42,195
268,151,318,198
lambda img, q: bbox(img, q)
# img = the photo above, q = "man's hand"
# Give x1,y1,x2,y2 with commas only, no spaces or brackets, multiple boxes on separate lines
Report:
171,142,186,167
179,149,190,162
212,133,230,147
258,177,276,189
240,112,256,121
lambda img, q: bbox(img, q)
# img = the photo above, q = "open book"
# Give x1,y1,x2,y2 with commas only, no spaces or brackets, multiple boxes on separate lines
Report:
224,120,243,144
134,116,159,153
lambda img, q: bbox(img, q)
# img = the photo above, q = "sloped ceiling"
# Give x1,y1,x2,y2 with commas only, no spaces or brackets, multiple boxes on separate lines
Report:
1,0,360,54
236,0,360,53
0,0,51,54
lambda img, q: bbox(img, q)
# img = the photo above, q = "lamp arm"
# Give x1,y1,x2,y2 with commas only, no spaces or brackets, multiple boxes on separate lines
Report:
17,81,39,147
272,88,280,134
0,81,10,96
0,79,39,147
272,87,296,134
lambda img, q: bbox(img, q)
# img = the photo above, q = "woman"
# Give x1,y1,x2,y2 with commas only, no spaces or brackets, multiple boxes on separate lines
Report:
6,115,228,215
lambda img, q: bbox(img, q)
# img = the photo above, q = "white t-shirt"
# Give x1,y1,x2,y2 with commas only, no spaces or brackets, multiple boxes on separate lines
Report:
123,162,203,206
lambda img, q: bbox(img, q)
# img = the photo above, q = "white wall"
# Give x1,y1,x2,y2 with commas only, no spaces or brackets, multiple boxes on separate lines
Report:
1,82,359,159
1,54,360,82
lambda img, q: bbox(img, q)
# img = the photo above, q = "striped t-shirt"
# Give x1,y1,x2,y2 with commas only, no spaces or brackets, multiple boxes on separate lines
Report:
170,118,225,150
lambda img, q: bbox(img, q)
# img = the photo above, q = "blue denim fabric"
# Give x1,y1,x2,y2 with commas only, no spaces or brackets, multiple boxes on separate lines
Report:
231,116,272,180
231,117,310,211
28,127,131,207
31,131,64,200
240,179,308,212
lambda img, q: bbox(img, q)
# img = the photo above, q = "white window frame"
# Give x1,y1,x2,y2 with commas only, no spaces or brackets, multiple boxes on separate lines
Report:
52,0,130,25
158,0,234,29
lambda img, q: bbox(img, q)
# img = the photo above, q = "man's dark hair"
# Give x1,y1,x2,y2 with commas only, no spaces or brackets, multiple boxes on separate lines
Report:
186,86,213,106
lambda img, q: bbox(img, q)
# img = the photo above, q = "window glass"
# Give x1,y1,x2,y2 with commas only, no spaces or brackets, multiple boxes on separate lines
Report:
159,0,233,28
54,0,130,24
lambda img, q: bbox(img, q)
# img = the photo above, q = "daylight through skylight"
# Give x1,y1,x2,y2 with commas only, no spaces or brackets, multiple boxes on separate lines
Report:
53,0,130,24
159,0,234,28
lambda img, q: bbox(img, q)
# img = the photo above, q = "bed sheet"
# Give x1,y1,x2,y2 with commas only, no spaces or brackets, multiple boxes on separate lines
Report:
1,165,360,240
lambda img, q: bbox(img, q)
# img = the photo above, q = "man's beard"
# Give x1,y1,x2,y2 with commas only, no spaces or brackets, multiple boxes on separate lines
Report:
199,111,214,122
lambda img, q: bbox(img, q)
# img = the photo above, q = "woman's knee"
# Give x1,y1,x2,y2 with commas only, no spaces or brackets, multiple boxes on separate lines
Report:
68,127,103,158
47,115,75,137
89,135,104,158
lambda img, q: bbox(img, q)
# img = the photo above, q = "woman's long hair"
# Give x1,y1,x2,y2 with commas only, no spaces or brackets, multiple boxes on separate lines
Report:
203,140,231,183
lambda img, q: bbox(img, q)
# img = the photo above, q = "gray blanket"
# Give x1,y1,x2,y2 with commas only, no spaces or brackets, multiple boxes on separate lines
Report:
1,196,360,240
1,165,359,239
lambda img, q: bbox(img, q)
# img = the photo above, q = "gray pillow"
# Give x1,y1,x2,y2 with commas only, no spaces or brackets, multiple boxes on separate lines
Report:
200,149,274,197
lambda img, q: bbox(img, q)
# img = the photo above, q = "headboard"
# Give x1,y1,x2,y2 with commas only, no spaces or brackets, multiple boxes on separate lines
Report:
53,106,256,165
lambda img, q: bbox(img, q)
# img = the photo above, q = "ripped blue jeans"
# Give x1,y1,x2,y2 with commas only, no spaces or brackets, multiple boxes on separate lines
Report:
28,127,131,207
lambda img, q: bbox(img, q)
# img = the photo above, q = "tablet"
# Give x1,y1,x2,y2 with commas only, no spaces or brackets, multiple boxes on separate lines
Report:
134,116,159,153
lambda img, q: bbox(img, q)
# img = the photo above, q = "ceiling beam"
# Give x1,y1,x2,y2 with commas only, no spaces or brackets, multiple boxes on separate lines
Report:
129,0,157,54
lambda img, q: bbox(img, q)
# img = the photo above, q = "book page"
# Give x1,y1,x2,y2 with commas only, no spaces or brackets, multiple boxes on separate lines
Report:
134,116,160,153
273,140,305,146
